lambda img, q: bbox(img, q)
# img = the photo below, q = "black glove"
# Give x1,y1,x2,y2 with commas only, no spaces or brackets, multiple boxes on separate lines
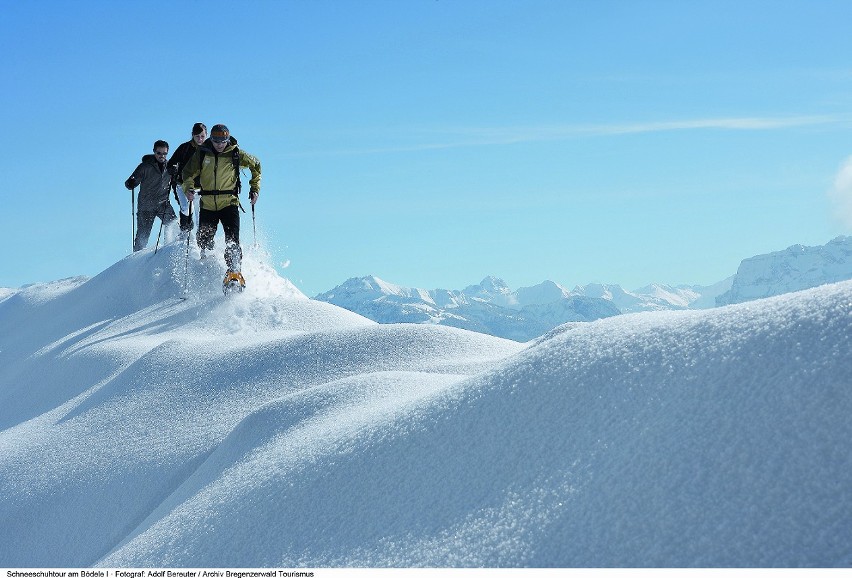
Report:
125,176,138,190
167,163,179,177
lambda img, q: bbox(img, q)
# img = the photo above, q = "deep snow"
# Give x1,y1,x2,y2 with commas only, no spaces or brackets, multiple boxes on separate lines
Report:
0,238,850,567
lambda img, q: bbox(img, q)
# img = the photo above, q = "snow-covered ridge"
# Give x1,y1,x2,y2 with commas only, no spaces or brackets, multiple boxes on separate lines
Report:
1,238,851,567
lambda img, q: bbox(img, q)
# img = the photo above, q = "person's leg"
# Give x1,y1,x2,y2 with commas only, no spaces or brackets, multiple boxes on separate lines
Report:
196,208,219,257
221,205,242,272
161,204,177,225
176,185,193,234
158,204,179,244
134,211,155,252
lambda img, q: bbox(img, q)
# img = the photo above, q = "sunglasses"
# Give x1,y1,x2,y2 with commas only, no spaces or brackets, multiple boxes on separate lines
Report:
154,151,168,156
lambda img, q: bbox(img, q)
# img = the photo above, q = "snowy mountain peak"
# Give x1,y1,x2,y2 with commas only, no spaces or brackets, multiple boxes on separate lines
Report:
357,275,405,295
462,276,513,300
361,275,406,295
480,275,511,291
569,282,710,313
717,235,852,305
514,279,572,306
573,282,635,302
315,275,442,307
632,283,699,308
331,275,391,293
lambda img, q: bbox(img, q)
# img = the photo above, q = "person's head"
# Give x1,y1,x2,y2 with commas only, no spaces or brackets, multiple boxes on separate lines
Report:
210,124,230,152
153,140,169,160
192,122,207,145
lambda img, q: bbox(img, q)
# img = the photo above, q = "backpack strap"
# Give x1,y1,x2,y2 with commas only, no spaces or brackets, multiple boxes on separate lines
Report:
194,149,205,190
232,146,242,196
195,146,242,196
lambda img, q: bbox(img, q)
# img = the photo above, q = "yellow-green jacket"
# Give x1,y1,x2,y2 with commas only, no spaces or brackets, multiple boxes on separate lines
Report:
182,139,262,211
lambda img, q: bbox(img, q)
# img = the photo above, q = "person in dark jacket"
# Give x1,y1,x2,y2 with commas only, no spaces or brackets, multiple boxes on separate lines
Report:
167,123,207,237
124,140,177,252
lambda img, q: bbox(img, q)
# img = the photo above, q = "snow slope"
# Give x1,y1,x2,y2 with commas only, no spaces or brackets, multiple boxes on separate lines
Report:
1,239,850,567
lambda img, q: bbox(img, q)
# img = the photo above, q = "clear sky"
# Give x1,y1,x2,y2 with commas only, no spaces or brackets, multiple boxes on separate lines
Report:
3,0,852,297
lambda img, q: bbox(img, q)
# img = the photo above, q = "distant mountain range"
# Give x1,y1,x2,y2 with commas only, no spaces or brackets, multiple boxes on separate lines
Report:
314,236,852,342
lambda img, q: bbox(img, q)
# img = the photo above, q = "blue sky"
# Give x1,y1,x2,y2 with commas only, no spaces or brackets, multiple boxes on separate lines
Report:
3,0,852,296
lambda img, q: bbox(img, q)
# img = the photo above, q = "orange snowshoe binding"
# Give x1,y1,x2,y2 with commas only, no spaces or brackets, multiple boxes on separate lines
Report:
223,271,246,294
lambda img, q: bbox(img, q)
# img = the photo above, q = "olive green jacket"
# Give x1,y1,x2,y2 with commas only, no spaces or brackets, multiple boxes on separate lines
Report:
181,139,261,211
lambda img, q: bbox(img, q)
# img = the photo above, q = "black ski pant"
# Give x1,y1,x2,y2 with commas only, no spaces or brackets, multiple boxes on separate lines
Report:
197,204,242,272
179,211,194,233
134,206,176,252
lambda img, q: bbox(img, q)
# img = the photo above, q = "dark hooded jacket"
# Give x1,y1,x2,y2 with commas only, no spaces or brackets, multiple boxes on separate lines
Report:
128,154,172,213
167,139,201,188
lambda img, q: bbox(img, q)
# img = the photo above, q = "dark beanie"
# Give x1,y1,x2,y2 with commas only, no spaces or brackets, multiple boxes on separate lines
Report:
210,124,230,143
192,122,207,136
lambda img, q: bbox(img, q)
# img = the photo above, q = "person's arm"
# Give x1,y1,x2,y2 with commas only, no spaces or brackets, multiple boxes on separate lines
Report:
241,151,261,204
181,151,200,202
125,163,144,190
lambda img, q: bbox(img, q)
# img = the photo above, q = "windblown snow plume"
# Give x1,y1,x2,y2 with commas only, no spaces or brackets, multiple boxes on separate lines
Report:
0,238,851,567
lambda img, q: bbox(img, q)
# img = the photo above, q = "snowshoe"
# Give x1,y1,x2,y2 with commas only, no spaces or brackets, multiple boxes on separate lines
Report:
223,271,246,294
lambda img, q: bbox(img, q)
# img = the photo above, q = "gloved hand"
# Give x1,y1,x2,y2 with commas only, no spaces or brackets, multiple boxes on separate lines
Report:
125,176,138,190
167,163,179,176
249,189,259,205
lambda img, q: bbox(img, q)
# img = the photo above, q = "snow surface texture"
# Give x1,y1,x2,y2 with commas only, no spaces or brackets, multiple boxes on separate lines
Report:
1,238,851,567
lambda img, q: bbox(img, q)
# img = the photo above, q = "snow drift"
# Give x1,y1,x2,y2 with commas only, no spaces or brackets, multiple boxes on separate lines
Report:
0,239,850,567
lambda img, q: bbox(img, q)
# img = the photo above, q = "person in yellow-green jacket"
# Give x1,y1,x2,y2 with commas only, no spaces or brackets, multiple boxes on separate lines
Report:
182,124,261,291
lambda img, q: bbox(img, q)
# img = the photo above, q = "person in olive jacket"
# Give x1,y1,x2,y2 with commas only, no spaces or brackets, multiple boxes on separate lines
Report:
182,124,261,285
124,140,177,252
167,122,207,237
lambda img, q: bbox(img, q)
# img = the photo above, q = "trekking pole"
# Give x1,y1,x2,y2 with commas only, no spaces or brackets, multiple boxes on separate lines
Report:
153,204,167,254
252,203,257,248
181,200,193,299
154,218,164,254
131,186,136,252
